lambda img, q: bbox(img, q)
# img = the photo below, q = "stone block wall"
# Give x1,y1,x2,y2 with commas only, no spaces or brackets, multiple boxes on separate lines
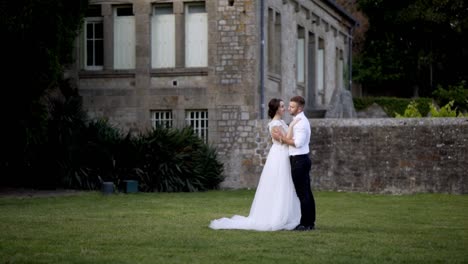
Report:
216,106,270,188
217,118,468,194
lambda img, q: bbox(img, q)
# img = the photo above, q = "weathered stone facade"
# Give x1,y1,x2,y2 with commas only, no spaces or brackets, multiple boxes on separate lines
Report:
222,118,468,194
69,0,357,189
69,1,467,194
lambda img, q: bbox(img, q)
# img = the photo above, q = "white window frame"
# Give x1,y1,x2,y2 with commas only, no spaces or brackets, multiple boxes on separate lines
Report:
84,17,104,70
297,26,305,83
317,38,325,104
185,3,208,67
185,110,208,142
336,49,344,90
151,4,176,68
113,5,135,70
151,110,173,129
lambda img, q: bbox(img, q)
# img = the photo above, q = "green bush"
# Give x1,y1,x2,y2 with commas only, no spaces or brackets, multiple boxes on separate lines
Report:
352,97,376,111
395,100,468,118
353,97,431,117
395,101,422,118
135,127,224,192
2,87,225,192
62,122,225,192
429,100,468,117
429,101,457,117
54,118,125,190
7,93,225,192
432,81,468,113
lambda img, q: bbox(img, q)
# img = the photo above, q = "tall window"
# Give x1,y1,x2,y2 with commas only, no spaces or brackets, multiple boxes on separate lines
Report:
151,110,173,128
185,3,208,67
267,8,281,74
84,5,103,70
296,26,305,83
336,48,344,90
185,110,208,142
317,38,325,104
114,5,135,69
307,32,316,107
151,4,175,68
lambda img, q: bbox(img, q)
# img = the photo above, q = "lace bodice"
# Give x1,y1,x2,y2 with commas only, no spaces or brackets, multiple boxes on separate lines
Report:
269,119,288,145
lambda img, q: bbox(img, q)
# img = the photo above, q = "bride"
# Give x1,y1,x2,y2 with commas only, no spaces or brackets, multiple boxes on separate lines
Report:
209,98,301,231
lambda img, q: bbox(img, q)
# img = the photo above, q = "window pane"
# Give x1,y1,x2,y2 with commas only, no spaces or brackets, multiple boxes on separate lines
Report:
185,3,207,67
95,40,104,65
152,5,175,68
86,40,94,66
117,6,133,16
154,5,172,15
86,23,93,38
297,38,305,83
150,110,173,128
95,22,103,38
114,10,135,69
185,110,208,142
188,5,206,13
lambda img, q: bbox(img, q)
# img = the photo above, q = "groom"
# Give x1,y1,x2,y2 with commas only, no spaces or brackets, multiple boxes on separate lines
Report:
273,96,316,231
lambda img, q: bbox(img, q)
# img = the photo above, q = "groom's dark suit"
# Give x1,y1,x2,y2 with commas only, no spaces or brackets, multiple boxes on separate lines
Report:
288,111,316,229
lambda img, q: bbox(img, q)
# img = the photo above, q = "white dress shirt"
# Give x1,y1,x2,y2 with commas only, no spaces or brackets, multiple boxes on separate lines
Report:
289,111,311,156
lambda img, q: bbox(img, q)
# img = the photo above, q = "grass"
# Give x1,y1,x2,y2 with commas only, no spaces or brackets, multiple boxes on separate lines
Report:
0,190,467,263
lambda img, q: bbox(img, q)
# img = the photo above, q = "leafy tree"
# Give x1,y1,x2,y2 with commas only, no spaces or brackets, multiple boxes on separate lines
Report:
336,0,369,54
1,0,88,186
354,0,468,97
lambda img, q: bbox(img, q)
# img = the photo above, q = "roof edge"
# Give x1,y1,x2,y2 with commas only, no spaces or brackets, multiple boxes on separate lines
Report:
322,0,359,27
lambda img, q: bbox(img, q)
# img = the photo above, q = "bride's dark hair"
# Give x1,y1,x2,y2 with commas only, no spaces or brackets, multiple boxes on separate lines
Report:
268,98,282,119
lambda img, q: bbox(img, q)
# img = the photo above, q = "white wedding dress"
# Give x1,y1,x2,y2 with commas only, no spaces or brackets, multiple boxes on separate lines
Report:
209,120,301,231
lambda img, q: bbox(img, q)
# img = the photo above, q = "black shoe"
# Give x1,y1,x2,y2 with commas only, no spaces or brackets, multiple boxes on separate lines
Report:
294,225,315,231
294,225,306,231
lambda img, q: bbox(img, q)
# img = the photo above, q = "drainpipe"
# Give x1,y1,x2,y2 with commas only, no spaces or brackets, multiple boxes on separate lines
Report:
348,25,355,91
260,0,265,119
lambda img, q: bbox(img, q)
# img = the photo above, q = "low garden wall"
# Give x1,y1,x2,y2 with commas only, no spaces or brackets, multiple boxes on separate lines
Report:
217,118,468,194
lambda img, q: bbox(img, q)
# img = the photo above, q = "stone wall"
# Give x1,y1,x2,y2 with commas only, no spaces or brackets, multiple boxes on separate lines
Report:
217,118,468,194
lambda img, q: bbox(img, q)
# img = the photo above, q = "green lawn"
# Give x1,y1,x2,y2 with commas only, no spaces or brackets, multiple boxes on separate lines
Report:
0,190,466,263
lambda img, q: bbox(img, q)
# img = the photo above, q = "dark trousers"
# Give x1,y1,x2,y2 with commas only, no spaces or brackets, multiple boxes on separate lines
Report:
290,154,316,227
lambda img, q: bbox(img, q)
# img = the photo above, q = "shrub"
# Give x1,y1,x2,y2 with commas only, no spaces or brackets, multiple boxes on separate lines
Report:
432,81,468,113
60,119,125,190
135,127,224,192
1,87,224,192
396,100,468,118
58,121,224,192
429,100,468,117
353,97,431,117
395,100,422,118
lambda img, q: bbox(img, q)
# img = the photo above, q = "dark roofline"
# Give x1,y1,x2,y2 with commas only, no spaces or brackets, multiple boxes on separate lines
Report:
323,0,359,27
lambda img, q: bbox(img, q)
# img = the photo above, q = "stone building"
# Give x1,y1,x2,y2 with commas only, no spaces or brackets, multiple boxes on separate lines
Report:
68,0,358,188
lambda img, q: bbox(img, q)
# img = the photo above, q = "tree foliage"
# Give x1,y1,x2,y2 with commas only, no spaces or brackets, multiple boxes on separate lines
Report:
1,0,88,185
354,0,468,97
0,1,225,191
336,0,369,54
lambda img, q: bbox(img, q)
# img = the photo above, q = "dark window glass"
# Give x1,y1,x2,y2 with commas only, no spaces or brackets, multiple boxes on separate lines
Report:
117,6,133,16
95,40,104,65
86,23,93,38
86,40,94,66
95,23,103,38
